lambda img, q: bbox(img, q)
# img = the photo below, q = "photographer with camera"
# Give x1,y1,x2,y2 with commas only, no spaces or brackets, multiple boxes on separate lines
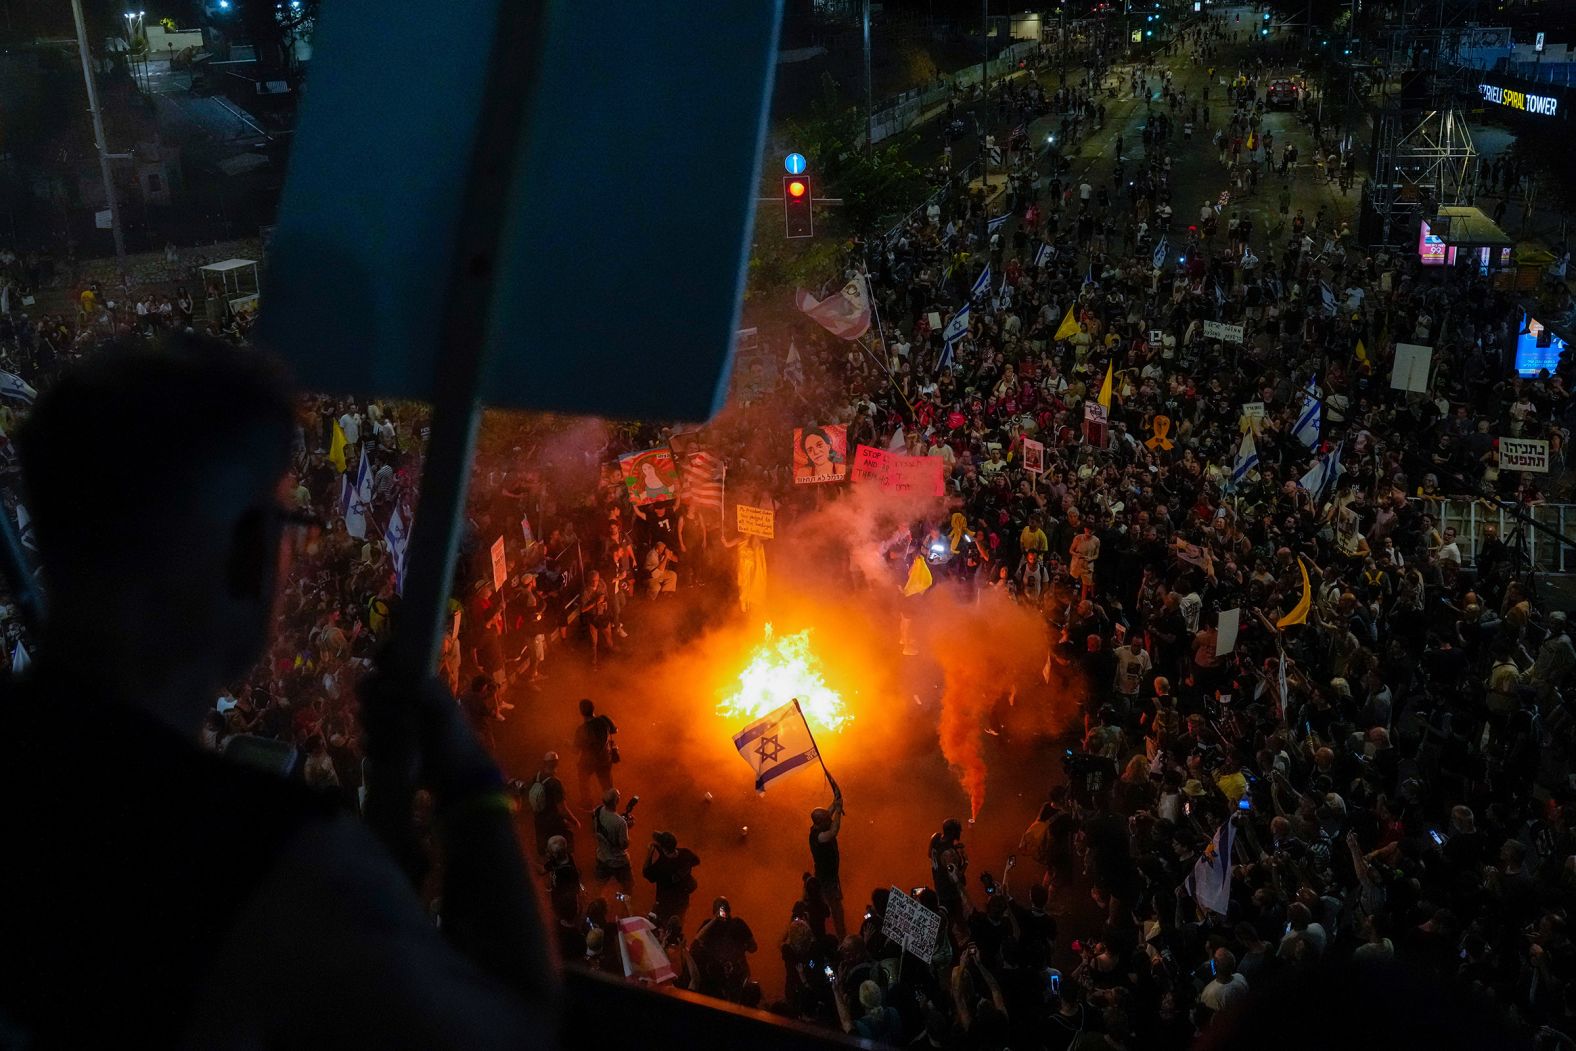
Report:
591,787,637,894
691,896,757,1002
642,830,700,926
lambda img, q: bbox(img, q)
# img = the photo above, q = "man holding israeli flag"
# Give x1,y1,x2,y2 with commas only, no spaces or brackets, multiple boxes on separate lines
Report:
1293,376,1322,448
1299,441,1344,504
1231,431,1259,486
970,263,992,302
938,303,970,372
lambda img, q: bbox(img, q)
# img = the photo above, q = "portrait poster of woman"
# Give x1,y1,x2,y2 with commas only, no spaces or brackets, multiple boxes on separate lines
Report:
792,425,848,484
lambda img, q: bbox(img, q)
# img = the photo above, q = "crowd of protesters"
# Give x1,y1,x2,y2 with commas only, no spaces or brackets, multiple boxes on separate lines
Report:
4,11,1576,1050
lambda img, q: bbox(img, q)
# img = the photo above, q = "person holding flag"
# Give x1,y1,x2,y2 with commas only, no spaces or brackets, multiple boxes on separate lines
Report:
808,789,846,938
1292,375,1322,448
1231,431,1259,488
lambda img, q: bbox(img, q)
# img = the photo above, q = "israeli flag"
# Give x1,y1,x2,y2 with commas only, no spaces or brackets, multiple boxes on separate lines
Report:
1034,241,1054,267
341,447,373,540
1319,281,1336,315
939,303,970,372
1232,431,1259,486
0,369,37,406
1299,441,1344,503
988,212,1011,233
1153,237,1169,271
1185,821,1236,916
942,303,971,345
1293,377,1322,448
971,264,992,301
732,701,820,791
385,502,411,595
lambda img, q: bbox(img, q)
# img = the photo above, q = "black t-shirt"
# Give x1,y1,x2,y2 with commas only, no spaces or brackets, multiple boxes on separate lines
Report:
0,676,335,1045
575,714,616,764
643,847,700,900
809,826,841,883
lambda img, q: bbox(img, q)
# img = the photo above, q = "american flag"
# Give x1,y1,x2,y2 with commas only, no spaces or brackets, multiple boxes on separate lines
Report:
670,432,726,519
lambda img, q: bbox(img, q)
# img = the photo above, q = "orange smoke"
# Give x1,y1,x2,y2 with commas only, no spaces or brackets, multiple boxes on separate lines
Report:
917,588,1077,821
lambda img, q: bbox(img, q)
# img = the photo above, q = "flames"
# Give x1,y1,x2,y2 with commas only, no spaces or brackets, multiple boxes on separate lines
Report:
717,623,850,733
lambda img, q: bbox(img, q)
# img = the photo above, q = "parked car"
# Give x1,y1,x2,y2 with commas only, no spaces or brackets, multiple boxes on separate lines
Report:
1267,79,1301,110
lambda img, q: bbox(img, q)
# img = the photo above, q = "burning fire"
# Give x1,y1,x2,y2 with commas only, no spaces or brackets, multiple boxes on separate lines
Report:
718,623,850,733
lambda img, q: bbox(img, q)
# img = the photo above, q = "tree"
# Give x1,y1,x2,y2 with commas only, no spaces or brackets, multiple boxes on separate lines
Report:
784,73,923,239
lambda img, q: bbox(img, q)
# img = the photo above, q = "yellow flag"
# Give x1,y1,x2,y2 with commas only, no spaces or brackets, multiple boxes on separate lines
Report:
1246,131,1256,151
1354,339,1368,364
1054,306,1080,342
1276,558,1312,629
903,556,934,597
328,420,348,473
1097,361,1113,411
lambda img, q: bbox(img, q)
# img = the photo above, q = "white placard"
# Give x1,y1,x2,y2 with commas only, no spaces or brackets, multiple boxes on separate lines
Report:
1216,608,1241,656
1500,437,1550,473
1203,320,1245,343
490,535,508,592
1241,401,1265,421
881,886,943,957
1390,342,1433,393
1022,437,1045,475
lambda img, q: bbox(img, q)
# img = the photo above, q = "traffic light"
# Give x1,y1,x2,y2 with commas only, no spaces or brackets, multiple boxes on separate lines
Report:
784,175,813,238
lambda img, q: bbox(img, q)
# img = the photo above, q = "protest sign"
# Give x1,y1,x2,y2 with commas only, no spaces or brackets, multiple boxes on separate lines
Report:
1083,401,1108,447
1241,402,1265,422
736,504,776,538
890,455,945,497
1216,608,1241,656
490,536,508,592
1203,320,1245,343
851,445,944,497
881,886,943,958
1390,343,1433,393
793,425,849,484
851,444,893,483
1022,438,1046,475
1500,437,1550,473
619,447,680,505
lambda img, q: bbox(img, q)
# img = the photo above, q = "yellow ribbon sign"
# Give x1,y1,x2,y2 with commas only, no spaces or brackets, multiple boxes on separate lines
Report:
1146,414,1175,451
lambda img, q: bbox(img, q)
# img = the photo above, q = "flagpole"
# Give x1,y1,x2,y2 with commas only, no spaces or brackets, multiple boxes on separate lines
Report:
792,697,842,808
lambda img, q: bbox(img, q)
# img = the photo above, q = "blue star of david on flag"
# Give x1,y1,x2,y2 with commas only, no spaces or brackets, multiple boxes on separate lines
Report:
733,701,818,791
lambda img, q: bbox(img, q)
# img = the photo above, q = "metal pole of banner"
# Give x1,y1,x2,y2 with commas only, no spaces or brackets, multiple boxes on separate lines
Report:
364,0,550,882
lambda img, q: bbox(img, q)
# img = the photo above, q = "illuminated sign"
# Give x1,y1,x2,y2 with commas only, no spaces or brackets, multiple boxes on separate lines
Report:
1479,81,1559,117
1418,219,1449,266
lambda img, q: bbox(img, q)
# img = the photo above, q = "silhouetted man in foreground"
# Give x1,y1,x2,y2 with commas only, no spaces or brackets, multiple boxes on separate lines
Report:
0,337,556,1047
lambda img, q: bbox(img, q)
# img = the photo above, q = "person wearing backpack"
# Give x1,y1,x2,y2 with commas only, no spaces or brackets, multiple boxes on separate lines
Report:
642,831,700,926
574,698,619,805
527,751,578,858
